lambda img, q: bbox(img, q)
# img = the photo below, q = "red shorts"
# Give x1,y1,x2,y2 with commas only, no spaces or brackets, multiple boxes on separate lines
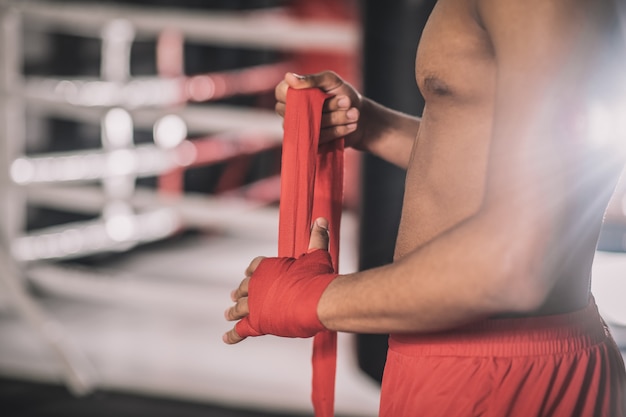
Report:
380,301,626,417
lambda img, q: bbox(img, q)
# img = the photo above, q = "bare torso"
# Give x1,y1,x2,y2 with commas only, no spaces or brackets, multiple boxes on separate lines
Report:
394,0,623,316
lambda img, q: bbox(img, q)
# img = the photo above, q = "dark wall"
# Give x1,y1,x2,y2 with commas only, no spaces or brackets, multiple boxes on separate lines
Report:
357,0,437,383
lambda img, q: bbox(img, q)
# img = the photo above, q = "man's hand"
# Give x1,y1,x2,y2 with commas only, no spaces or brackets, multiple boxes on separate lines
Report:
223,218,333,344
275,71,364,148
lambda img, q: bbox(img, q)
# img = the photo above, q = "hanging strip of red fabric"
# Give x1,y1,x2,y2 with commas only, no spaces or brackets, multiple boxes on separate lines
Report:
279,88,344,417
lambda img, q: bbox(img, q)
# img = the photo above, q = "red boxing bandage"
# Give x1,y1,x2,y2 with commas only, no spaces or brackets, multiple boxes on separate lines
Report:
235,250,337,339
239,88,342,417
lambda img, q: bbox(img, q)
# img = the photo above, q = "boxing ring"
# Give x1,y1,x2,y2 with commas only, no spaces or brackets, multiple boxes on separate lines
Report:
0,1,380,415
1,0,625,415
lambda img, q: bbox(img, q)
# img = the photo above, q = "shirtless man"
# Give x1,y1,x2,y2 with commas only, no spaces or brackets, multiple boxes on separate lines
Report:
225,0,626,415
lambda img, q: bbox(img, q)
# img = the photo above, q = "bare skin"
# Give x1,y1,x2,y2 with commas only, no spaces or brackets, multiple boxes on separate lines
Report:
224,0,626,343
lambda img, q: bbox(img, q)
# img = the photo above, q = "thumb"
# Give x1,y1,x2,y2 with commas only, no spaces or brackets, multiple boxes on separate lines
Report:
286,71,343,94
308,218,330,253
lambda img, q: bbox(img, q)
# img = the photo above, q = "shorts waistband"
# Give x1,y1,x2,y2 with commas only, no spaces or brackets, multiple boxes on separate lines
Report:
389,300,612,357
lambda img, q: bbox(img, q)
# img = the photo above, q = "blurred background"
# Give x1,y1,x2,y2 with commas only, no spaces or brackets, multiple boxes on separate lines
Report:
0,0,624,416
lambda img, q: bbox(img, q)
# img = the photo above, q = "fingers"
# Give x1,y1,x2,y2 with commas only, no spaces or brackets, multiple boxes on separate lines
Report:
223,255,265,344
275,72,324,114
285,71,344,92
274,81,289,117
276,90,356,116
229,255,263,302
223,326,244,345
225,296,249,321
325,94,352,112
225,256,261,319
319,124,358,144
318,103,359,144
230,276,250,301
276,97,359,140
275,71,348,114
275,101,286,117
321,102,359,124
245,256,265,277
308,217,330,253
275,72,361,146
223,295,249,344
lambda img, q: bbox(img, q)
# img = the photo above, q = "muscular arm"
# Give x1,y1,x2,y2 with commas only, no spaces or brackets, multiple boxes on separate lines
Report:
357,97,420,169
317,0,621,334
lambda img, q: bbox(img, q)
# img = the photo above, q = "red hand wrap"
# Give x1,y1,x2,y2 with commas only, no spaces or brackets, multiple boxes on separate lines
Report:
235,250,337,339
239,88,342,417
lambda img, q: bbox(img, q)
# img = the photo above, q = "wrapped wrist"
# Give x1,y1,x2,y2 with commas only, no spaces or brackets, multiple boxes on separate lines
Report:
236,250,338,339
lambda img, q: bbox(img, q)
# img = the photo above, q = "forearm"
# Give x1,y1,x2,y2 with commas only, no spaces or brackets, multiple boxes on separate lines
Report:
357,98,420,169
316,209,550,334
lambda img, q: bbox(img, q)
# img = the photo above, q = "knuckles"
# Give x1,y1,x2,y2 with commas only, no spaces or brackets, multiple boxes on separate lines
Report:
245,256,266,276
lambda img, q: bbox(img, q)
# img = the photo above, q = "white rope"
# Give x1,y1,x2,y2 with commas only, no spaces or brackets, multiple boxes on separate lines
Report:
17,1,359,52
